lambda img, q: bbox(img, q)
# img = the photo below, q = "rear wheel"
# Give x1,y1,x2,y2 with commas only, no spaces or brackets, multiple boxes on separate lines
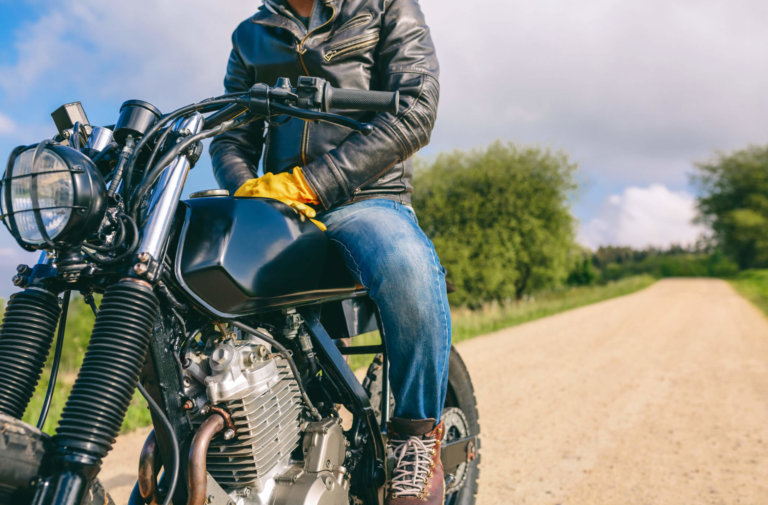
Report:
442,348,480,505
363,345,481,505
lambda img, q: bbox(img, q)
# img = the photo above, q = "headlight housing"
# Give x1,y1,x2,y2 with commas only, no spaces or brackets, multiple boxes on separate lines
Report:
1,142,107,250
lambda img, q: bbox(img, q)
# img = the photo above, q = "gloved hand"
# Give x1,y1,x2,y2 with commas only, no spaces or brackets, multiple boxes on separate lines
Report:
234,167,326,231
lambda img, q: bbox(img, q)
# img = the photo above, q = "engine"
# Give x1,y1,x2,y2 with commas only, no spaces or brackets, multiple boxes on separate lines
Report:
183,328,350,505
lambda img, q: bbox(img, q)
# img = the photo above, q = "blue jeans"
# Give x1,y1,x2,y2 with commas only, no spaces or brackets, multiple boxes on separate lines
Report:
318,198,452,421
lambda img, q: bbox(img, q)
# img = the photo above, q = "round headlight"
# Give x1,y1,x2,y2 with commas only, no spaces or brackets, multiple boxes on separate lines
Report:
1,142,107,249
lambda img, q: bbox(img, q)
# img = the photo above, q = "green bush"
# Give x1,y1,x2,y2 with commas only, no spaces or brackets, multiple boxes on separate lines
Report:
566,258,599,286
588,245,739,281
413,141,577,306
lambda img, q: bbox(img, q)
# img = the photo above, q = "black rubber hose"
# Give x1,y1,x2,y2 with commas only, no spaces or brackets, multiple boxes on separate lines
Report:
36,290,71,430
130,113,254,220
54,278,159,461
0,288,61,419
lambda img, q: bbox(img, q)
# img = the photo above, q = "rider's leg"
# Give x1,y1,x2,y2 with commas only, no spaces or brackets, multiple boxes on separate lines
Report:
319,198,451,504
319,198,452,422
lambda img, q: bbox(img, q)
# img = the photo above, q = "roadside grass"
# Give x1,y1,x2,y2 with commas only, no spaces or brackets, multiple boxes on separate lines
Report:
729,269,768,316
449,274,656,343
22,377,72,435
20,274,655,434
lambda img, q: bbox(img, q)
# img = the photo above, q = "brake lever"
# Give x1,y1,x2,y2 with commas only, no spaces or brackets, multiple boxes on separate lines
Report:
266,101,374,135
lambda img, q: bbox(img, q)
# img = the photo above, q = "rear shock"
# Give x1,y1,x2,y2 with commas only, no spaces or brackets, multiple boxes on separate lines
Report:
0,288,61,419
32,278,159,505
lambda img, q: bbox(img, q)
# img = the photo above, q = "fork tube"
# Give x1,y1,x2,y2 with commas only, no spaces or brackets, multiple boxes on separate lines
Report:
137,112,203,260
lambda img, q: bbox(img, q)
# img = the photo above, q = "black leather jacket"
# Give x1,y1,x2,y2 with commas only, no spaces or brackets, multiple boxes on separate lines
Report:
209,0,439,209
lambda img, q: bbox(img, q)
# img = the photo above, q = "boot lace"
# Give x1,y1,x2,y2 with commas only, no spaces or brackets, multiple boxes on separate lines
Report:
390,435,436,497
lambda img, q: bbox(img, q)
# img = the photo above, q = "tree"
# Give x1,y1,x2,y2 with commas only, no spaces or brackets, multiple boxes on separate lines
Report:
693,145,768,269
412,141,577,306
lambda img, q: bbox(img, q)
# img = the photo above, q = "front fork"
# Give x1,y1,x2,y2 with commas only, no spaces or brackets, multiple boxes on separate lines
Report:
30,113,203,505
31,279,159,505
0,286,60,420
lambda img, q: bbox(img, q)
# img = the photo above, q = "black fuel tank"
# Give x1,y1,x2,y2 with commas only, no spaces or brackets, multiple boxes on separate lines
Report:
173,196,358,317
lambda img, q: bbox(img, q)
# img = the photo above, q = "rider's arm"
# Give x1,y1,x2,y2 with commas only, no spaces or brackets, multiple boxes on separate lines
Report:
301,0,440,209
209,31,266,195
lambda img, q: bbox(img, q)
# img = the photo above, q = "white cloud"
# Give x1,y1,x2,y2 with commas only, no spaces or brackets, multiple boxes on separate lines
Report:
3,0,768,186
578,184,708,249
421,0,768,186
0,114,16,136
0,246,38,273
0,1,257,110
0,247,21,260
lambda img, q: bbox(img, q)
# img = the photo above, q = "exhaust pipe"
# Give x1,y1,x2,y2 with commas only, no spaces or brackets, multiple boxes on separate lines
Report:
138,430,161,505
187,414,225,505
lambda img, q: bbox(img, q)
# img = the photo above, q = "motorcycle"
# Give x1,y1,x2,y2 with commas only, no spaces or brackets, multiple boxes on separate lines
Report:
0,77,480,505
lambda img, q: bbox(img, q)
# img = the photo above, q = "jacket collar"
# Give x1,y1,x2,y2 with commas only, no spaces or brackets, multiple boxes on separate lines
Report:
251,0,339,40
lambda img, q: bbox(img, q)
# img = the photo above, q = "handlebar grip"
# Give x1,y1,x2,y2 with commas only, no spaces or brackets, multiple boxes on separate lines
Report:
325,87,399,114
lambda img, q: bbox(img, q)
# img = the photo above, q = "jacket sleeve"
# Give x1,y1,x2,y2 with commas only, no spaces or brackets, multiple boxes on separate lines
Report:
301,0,440,209
209,29,266,195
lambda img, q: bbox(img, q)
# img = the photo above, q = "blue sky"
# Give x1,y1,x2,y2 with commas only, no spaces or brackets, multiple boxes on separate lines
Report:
1,0,768,297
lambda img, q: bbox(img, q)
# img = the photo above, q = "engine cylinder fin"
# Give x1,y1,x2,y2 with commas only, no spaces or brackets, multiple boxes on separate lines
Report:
203,359,303,489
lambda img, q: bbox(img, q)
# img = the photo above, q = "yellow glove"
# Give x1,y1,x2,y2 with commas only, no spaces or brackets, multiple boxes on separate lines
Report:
235,167,326,231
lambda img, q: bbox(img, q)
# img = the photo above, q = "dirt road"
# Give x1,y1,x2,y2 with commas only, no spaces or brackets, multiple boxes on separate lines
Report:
101,278,768,504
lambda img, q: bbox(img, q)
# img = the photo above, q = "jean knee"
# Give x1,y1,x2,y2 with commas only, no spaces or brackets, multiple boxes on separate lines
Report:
373,244,440,292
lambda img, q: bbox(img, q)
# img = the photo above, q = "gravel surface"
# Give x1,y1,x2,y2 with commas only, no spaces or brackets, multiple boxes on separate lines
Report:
100,278,768,504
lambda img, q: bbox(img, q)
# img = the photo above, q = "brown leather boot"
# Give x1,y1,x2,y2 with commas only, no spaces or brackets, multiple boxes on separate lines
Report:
386,417,445,505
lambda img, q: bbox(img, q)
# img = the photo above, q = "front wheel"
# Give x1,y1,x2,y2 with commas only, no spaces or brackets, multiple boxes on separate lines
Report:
0,413,115,505
363,345,481,505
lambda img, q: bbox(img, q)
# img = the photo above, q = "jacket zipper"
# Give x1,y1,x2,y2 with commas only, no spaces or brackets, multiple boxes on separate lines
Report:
335,12,373,33
323,33,379,62
292,4,337,165
300,124,309,166
296,4,337,61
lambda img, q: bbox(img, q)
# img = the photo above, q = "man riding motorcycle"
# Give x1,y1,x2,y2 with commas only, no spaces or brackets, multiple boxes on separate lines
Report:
209,0,448,503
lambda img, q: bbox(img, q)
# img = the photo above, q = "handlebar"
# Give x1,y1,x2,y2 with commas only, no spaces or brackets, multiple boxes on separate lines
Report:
203,78,398,133
204,103,248,130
